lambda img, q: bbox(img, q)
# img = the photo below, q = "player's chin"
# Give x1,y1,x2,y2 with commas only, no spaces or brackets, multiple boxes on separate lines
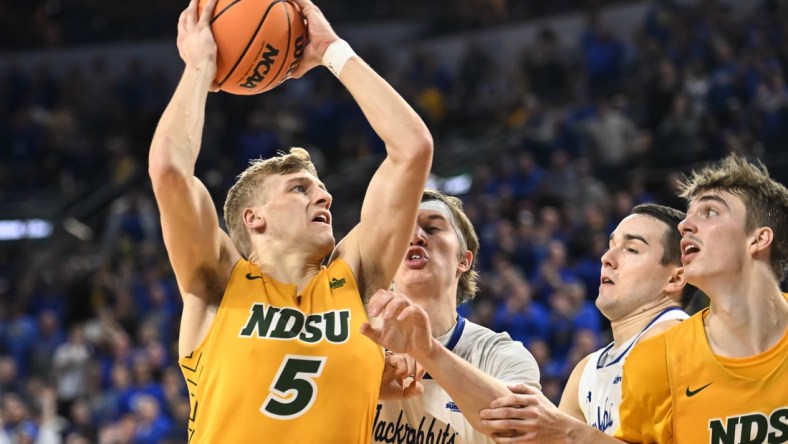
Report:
316,235,336,255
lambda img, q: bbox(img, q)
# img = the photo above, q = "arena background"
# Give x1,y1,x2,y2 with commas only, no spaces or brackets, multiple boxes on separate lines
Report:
1,0,787,442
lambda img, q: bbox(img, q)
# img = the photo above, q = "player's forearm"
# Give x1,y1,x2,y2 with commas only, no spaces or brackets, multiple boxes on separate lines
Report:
565,419,627,443
417,339,510,434
337,57,433,165
149,62,214,180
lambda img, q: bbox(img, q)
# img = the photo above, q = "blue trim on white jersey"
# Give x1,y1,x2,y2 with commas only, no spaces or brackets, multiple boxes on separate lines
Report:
445,316,466,351
596,307,685,369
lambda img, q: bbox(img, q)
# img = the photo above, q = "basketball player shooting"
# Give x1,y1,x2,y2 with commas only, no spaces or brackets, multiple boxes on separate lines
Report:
148,0,433,441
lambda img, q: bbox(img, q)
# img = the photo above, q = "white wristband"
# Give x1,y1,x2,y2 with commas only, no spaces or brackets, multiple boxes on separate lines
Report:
322,39,356,78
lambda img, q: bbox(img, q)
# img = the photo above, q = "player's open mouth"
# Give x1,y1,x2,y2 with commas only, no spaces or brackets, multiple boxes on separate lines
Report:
681,239,700,262
404,246,428,268
311,211,331,225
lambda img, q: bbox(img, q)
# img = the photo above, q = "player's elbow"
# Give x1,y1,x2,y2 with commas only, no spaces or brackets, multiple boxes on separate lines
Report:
149,144,190,192
401,128,434,169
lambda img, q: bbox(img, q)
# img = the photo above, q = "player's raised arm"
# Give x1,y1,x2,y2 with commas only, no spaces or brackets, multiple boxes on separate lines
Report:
292,0,433,294
148,0,239,327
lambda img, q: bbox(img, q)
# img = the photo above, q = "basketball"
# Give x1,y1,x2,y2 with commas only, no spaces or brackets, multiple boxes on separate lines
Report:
198,0,306,95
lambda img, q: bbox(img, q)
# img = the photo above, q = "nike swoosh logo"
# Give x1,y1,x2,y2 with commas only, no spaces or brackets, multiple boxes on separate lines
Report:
685,382,712,397
245,273,262,281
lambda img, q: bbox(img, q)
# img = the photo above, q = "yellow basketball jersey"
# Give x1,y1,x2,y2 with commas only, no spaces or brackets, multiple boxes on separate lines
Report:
179,259,384,443
616,299,788,444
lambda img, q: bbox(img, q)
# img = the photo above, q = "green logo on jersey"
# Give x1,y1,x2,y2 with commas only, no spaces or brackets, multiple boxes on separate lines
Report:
239,303,350,344
330,277,346,289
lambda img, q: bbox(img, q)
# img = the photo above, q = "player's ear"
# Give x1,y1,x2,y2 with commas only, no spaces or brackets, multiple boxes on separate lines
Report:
749,226,773,257
664,265,686,295
243,208,266,232
457,250,473,274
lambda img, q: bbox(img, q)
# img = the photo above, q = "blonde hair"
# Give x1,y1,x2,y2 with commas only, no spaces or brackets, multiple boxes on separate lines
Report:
679,154,788,280
223,148,317,258
422,189,480,305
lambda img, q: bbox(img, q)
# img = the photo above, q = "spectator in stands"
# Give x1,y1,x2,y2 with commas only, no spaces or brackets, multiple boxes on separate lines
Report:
53,324,92,418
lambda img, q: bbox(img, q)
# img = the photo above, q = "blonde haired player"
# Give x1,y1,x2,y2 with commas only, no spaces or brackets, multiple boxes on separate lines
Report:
148,0,433,442
479,155,788,443
365,190,541,444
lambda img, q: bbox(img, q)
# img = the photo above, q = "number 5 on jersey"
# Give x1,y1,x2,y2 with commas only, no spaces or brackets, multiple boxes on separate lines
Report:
261,355,326,419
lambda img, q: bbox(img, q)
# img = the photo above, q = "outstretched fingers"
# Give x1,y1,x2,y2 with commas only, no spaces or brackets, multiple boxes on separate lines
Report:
178,9,188,36
481,405,529,421
290,0,317,12
413,361,426,381
490,392,532,409
368,289,414,321
366,289,397,318
396,304,423,322
199,0,219,24
183,0,199,31
360,322,378,342
402,379,424,399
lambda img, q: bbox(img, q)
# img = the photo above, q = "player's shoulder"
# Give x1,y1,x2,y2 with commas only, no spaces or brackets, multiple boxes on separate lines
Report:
572,352,595,381
577,351,594,368
660,308,704,344
626,329,668,372
459,320,535,362
462,320,542,388
461,319,522,350
620,334,671,412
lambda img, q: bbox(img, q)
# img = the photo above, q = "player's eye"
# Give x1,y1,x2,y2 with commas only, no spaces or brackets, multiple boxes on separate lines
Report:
702,207,718,217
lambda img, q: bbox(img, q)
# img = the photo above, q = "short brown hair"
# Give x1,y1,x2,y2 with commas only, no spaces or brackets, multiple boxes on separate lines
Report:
631,203,697,308
421,189,480,305
224,148,318,258
679,154,788,281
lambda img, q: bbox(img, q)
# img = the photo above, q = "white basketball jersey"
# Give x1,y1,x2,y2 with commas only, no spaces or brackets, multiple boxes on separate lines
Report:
372,317,540,444
577,307,688,435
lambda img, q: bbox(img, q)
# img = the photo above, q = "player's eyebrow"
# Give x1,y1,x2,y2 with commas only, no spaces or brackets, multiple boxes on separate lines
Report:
622,233,648,245
609,232,649,245
693,194,730,209
285,176,327,191
418,213,449,226
425,214,448,222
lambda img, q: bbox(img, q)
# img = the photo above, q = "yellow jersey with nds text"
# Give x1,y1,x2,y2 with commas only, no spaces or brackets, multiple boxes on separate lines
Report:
179,259,384,443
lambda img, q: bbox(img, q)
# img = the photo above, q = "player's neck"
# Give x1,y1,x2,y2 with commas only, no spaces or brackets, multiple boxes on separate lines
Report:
398,281,458,338
610,298,678,348
703,269,787,357
249,246,324,293
431,309,459,341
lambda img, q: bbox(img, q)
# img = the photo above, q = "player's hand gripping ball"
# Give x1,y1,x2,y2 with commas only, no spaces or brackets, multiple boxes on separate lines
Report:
198,0,306,95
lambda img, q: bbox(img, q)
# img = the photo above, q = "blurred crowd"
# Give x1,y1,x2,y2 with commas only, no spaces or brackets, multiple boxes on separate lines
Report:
0,0,636,51
2,0,788,442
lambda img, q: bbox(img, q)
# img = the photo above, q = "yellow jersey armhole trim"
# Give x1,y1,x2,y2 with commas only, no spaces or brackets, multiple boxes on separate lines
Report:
178,257,247,363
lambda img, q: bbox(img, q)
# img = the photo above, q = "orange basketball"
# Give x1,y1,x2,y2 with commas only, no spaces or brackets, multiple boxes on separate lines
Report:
198,0,306,95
